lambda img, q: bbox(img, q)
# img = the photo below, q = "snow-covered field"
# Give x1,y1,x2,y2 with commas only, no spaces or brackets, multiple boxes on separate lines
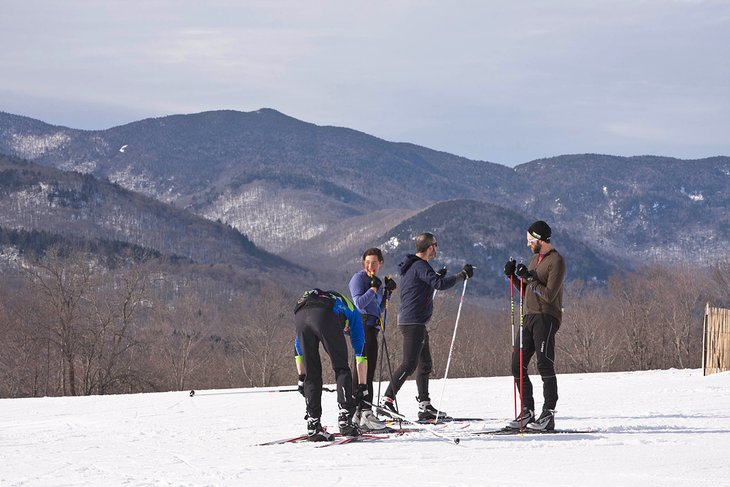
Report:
1,368,729,486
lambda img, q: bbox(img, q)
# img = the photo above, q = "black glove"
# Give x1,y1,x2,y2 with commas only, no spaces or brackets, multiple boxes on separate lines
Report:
436,267,447,278
515,263,534,282
369,275,382,291
354,383,368,403
504,259,516,277
297,374,306,396
384,276,397,292
460,264,474,279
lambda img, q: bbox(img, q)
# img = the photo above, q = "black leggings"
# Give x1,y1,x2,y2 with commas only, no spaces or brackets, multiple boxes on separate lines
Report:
352,324,380,408
384,325,433,401
512,313,560,411
296,306,354,419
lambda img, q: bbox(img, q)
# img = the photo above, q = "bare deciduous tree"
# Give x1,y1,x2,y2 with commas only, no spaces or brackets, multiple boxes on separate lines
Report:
1,252,718,399
226,284,294,387
148,292,218,391
78,262,151,394
558,281,619,373
24,247,98,396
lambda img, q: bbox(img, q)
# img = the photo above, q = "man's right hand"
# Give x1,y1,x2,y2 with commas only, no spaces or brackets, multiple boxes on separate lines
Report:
297,374,306,396
504,259,517,276
370,275,382,291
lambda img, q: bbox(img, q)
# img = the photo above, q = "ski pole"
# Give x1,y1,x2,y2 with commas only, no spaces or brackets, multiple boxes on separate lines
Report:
377,283,399,412
519,275,525,430
189,386,335,397
510,264,517,418
380,317,399,413
376,287,388,404
363,400,461,444
434,273,470,424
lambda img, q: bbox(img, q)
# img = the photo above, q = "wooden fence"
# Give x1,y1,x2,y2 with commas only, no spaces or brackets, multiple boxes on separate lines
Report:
703,304,730,375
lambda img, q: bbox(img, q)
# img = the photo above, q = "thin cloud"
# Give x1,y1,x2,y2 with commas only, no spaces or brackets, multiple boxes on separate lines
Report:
0,0,728,165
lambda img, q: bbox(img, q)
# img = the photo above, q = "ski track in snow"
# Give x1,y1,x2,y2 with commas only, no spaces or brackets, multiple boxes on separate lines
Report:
1,369,729,486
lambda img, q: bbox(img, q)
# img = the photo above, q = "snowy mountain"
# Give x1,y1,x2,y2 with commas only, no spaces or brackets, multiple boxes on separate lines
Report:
0,154,303,277
0,150,615,298
516,154,730,263
0,109,517,254
0,109,727,272
1,368,728,486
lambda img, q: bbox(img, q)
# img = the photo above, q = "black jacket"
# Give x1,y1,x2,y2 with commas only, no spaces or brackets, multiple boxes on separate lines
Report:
397,254,460,325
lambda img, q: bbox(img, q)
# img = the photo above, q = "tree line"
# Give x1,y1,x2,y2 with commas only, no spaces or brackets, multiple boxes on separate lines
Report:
1,248,726,398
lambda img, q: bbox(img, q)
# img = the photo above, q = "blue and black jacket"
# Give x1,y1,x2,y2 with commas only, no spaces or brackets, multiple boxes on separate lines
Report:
294,289,366,364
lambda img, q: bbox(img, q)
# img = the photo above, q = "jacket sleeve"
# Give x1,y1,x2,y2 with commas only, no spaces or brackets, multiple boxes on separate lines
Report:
418,262,459,291
530,256,566,304
294,336,302,356
349,272,377,311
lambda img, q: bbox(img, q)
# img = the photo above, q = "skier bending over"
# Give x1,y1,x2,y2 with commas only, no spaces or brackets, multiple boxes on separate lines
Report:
294,289,368,441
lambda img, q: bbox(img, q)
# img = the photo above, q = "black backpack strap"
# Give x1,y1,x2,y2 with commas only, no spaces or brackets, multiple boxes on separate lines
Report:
294,288,335,314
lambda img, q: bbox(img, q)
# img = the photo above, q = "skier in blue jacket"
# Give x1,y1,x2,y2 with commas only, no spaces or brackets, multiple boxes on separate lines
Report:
380,232,474,420
293,289,367,441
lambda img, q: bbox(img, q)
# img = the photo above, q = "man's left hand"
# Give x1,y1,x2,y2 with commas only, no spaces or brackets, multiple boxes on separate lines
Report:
384,276,397,292
515,263,535,282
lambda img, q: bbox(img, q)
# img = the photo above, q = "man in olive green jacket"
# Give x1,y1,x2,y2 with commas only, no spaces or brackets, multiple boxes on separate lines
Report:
504,220,566,431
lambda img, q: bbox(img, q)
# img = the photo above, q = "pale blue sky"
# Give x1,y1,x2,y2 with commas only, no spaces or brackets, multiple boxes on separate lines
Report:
2,0,728,166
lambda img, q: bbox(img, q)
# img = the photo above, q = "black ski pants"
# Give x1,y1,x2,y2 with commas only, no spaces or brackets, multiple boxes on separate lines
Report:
512,313,560,411
352,324,379,409
295,306,354,420
384,325,433,401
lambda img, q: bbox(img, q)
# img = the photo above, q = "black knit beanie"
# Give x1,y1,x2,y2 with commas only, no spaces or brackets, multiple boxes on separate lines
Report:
528,220,552,242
